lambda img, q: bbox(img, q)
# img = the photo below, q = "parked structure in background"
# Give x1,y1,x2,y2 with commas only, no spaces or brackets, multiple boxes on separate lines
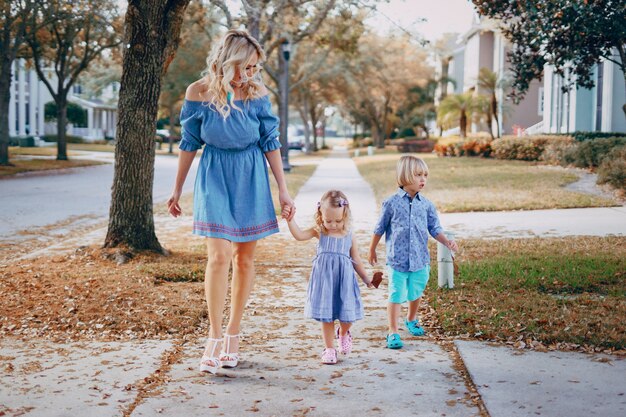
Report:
435,15,625,136
8,59,119,142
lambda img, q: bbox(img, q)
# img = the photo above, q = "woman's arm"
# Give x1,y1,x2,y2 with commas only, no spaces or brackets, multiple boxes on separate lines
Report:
167,149,197,217
286,218,318,241
265,149,296,221
351,236,373,287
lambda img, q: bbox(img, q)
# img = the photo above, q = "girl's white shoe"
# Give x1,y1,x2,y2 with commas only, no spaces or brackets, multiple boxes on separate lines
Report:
220,333,240,368
199,338,222,374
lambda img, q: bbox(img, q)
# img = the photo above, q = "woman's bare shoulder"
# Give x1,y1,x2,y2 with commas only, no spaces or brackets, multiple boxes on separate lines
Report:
185,79,210,101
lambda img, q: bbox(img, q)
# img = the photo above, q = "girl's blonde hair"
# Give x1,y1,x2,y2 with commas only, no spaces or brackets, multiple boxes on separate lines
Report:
201,29,266,119
314,190,352,234
396,155,429,187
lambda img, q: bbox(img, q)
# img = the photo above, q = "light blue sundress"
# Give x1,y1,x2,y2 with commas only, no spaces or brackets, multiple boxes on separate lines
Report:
305,231,364,323
179,95,281,242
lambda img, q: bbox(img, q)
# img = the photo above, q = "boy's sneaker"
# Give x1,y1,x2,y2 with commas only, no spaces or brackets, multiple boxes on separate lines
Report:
336,328,353,355
386,333,403,349
321,348,337,364
405,319,426,336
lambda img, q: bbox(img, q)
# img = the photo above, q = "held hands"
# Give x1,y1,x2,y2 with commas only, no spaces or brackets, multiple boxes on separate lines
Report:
167,190,182,218
279,191,296,221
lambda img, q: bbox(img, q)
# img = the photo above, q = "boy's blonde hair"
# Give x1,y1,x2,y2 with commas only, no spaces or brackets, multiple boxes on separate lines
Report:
396,155,429,187
314,190,352,234
202,29,266,119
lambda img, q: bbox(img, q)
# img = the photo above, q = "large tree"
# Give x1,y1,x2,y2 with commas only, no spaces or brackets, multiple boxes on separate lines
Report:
159,1,219,153
104,0,190,252
0,0,34,166
472,0,626,117
25,0,122,160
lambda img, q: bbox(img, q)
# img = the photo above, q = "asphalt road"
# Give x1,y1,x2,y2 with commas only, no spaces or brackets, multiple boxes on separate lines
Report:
0,152,197,239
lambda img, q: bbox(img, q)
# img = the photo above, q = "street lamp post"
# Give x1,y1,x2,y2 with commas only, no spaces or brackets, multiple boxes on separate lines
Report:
279,39,291,172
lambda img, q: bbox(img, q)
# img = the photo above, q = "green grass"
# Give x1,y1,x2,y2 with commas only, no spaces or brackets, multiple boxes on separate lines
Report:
355,152,619,212
427,236,626,349
0,158,107,176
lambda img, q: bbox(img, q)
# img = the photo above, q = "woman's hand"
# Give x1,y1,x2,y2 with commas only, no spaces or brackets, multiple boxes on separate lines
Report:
279,190,295,221
167,190,182,217
446,240,459,252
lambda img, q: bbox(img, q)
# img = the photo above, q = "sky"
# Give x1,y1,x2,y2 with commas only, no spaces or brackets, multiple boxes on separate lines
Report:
367,0,477,43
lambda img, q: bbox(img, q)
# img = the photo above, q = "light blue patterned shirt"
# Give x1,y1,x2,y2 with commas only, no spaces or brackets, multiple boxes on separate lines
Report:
373,188,444,272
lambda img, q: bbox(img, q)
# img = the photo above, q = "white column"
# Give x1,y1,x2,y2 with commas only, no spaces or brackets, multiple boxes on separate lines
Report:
17,59,26,136
101,109,107,139
37,79,45,136
543,65,553,133
601,58,614,132
29,69,37,136
87,107,94,139
8,61,16,137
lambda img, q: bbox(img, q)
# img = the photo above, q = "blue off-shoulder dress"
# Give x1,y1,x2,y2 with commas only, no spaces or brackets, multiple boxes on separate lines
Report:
178,95,281,242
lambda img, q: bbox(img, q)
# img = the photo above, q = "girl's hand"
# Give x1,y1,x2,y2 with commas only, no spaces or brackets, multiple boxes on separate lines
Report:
167,190,182,217
368,248,377,266
279,190,295,221
362,275,373,288
281,205,292,220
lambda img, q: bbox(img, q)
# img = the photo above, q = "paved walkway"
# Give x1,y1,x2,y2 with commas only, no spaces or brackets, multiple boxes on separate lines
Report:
1,149,624,417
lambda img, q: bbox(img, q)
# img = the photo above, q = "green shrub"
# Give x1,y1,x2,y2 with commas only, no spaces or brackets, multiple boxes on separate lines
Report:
492,135,573,161
540,137,577,165
562,137,626,168
596,146,626,191
570,131,626,142
41,135,85,143
434,137,492,157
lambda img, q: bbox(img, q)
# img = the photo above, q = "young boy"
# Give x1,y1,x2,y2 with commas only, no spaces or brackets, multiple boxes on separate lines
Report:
368,155,458,349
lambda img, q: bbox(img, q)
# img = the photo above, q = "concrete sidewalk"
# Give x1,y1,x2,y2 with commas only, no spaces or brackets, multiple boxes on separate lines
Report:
1,149,624,417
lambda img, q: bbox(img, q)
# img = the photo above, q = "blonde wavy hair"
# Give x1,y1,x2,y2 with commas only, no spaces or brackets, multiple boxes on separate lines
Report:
201,29,266,119
314,190,352,234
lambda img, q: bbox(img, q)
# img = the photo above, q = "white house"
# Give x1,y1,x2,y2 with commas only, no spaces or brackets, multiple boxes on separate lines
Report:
542,52,626,134
437,15,543,136
8,58,119,142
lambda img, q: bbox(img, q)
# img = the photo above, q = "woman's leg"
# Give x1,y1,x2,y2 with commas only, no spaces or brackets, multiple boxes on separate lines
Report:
204,238,233,341
223,240,258,354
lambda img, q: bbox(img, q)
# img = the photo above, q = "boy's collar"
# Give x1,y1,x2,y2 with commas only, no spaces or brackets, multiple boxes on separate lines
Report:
397,187,421,201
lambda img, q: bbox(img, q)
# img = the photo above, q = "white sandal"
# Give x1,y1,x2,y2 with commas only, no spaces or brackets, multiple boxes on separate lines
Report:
220,334,240,368
199,337,222,374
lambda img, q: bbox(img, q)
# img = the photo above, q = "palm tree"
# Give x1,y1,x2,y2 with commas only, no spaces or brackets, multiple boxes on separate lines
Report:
437,92,480,138
477,68,504,138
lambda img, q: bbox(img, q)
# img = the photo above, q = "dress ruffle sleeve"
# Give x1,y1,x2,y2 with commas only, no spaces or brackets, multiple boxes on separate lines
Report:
257,97,281,152
178,101,204,151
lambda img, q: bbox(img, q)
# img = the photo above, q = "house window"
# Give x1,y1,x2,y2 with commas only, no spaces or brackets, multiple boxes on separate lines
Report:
73,84,82,95
595,62,603,131
538,87,544,116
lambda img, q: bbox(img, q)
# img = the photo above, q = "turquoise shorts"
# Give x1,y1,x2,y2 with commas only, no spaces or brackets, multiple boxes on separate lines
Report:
387,265,430,304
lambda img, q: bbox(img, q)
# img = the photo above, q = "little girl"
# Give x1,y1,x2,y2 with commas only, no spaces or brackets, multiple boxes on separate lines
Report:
283,190,373,364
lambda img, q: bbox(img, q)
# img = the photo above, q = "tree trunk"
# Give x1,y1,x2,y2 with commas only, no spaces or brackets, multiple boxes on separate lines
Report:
460,111,467,138
491,93,500,138
105,0,189,252
0,56,11,166
56,98,68,160
297,104,312,154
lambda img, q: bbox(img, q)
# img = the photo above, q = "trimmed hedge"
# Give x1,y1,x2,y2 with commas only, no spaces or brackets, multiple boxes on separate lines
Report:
569,131,626,142
397,139,436,153
434,137,492,157
41,135,85,144
562,137,626,168
597,145,626,191
492,135,574,161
